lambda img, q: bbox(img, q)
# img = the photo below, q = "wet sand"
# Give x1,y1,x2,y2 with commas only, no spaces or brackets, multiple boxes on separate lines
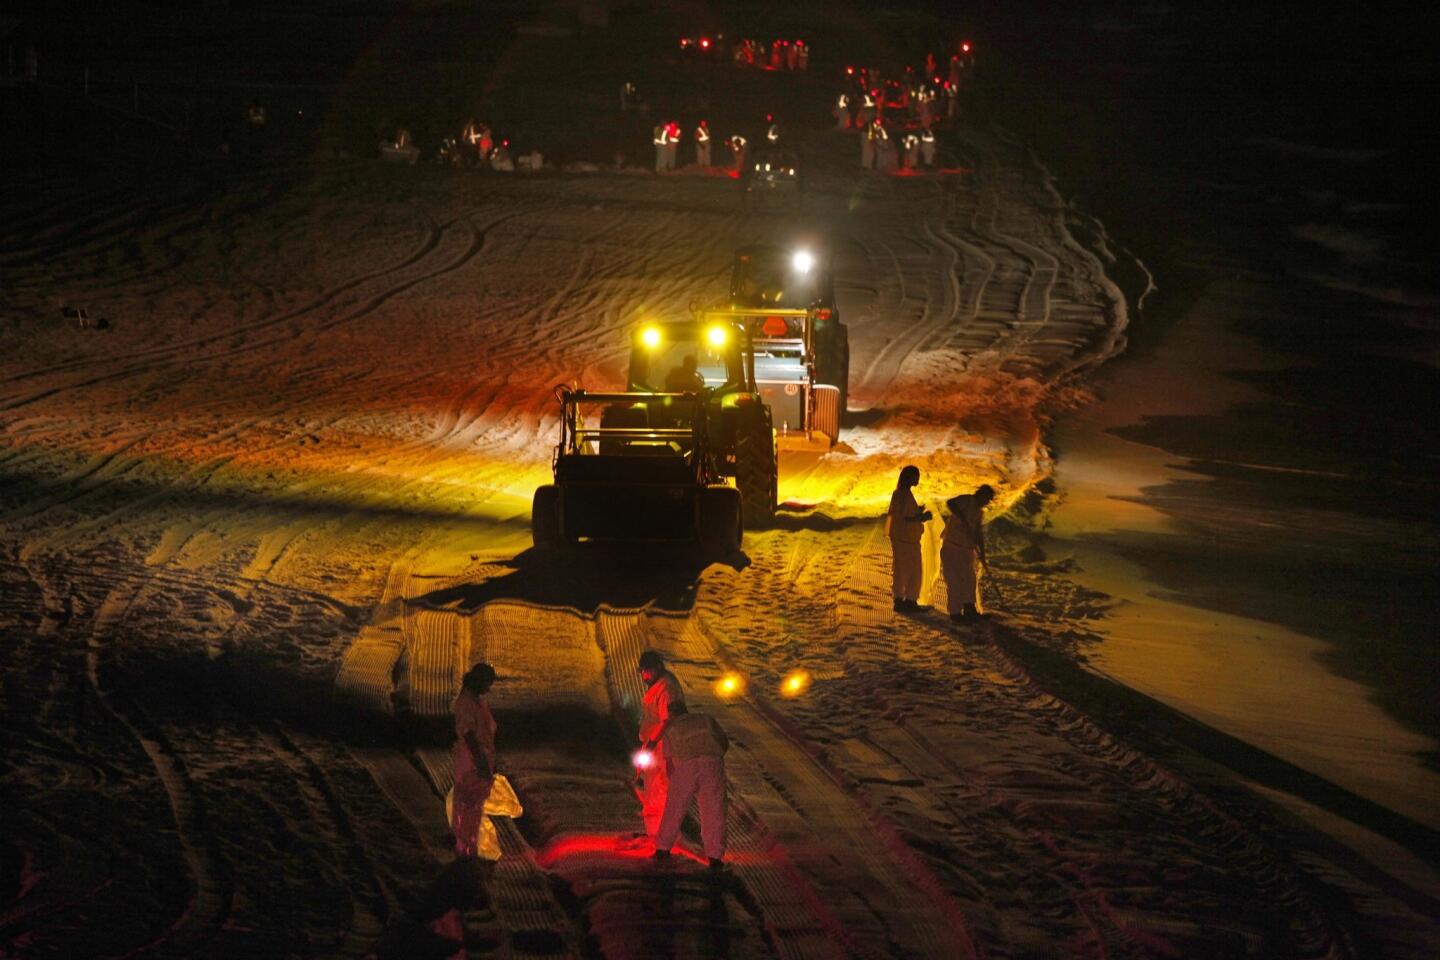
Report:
1046,275,1440,833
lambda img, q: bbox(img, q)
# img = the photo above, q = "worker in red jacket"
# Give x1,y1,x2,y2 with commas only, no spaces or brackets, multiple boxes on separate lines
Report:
636,650,686,840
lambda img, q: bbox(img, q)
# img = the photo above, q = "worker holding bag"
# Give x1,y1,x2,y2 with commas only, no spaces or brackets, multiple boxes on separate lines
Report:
447,662,523,861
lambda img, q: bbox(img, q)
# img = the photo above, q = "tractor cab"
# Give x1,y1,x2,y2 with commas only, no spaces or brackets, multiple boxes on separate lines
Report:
627,319,750,396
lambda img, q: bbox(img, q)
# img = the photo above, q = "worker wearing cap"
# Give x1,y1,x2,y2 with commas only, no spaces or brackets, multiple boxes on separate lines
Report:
887,465,932,613
451,662,497,858
941,484,995,621
652,703,730,869
637,650,686,840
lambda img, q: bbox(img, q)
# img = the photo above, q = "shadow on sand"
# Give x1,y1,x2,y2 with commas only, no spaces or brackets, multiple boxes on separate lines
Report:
401,542,747,618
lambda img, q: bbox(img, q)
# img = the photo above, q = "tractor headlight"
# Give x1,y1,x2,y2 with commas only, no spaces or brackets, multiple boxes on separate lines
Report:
706,325,729,348
791,249,814,274
640,325,662,349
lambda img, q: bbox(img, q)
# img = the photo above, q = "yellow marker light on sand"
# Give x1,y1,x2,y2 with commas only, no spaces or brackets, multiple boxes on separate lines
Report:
714,672,746,699
779,670,811,698
705,325,729,348
640,326,662,349
791,249,815,274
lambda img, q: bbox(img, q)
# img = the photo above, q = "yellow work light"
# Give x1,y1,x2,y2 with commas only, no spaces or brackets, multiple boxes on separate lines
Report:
779,670,811,698
705,325,729,348
714,672,746,700
791,249,815,274
640,325,662,349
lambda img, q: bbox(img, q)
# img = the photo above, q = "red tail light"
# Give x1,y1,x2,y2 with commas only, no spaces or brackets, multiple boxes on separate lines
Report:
762,316,789,337
815,308,832,320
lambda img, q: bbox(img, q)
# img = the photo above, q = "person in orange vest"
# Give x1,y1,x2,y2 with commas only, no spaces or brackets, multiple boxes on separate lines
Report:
887,465,933,612
665,121,680,170
941,484,995,621
653,123,668,172
833,92,852,130
694,120,712,166
651,703,730,870
636,650,687,841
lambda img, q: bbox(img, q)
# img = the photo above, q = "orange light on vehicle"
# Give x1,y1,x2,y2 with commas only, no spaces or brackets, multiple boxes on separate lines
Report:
780,670,811,698
714,672,746,699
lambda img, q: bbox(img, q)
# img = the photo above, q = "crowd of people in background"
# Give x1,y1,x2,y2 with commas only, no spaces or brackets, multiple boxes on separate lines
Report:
838,40,976,172
231,31,978,179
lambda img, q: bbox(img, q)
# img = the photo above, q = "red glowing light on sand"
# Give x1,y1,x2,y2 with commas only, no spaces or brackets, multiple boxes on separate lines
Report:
534,834,728,868
534,835,655,867
700,37,710,48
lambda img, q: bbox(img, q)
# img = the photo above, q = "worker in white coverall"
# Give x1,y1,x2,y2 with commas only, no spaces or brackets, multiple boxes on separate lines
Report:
450,662,497,858
636,650,687,841
941,484,995,622
652,703,730,870
887,465,932,613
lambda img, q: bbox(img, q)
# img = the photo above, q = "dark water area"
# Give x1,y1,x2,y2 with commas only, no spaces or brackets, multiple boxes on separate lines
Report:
973,3,1440,755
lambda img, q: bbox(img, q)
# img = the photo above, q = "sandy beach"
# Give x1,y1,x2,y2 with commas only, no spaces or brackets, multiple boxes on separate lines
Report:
2,3,1436,958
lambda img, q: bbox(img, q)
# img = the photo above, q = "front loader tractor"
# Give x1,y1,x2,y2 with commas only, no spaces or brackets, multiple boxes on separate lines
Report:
531,318,778,551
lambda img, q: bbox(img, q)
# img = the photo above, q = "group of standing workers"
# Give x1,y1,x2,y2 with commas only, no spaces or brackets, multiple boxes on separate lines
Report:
450,651,731,871
888,465,996,621
652,118,757,174
839,40,977,173
447,478,997,872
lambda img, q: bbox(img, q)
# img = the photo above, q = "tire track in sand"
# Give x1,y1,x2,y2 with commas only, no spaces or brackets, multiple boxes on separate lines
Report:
599,605,976,960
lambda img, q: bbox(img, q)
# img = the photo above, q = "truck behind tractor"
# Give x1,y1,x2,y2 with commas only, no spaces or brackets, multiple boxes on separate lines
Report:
531,317,778,550
729,243,849,414
692,305,841,450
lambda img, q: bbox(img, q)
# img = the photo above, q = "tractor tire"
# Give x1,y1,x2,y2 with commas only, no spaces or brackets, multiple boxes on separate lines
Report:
734,415,777,528
699,485,743,554
532,484,560,548
812,384,841,446
815,323,849,415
